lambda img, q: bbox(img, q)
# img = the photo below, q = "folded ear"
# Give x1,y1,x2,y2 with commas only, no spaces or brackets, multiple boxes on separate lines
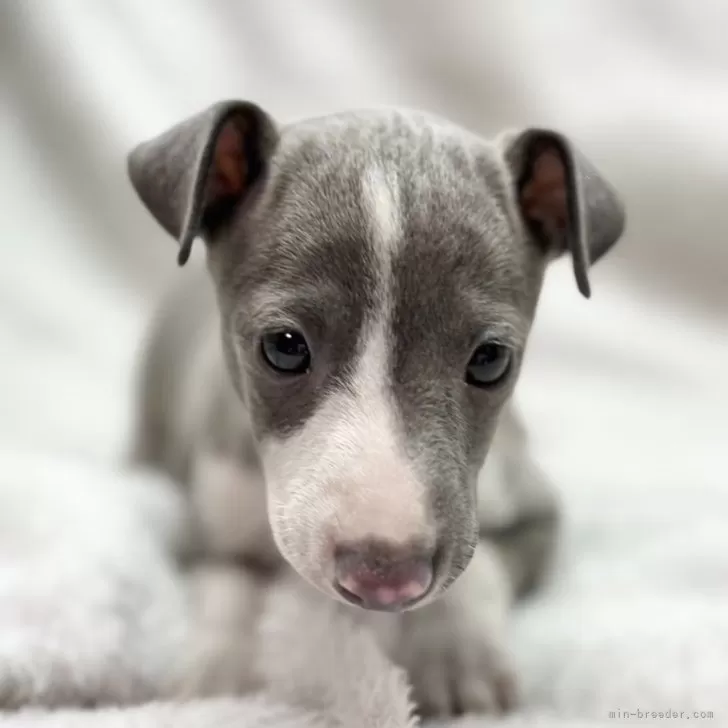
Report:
503,129,626,298
127,101,278,265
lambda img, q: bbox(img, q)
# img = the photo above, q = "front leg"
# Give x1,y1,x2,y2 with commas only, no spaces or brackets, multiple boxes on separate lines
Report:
393,540,518,717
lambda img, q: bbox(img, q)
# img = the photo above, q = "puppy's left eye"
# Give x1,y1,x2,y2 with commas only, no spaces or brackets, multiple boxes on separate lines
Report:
465,342,511,388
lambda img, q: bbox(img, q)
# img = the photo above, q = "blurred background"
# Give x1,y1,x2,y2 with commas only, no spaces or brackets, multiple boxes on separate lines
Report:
1,0,727,714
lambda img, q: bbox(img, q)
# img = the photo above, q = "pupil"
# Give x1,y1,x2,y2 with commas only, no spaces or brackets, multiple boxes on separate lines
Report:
278,332,302,354
476,344,498,364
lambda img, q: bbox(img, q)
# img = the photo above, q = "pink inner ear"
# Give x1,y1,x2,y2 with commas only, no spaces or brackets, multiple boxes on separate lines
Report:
209,120,247,200
520,147,569,234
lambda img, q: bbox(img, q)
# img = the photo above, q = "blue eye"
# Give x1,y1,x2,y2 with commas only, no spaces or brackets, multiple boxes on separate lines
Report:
465,343,511,388
261,330,311,375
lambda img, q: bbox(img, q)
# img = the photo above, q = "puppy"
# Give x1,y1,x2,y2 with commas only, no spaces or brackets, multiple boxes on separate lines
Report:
127,102,625,716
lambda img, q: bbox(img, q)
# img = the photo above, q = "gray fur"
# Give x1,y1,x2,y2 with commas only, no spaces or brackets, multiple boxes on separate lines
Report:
127,102,624,716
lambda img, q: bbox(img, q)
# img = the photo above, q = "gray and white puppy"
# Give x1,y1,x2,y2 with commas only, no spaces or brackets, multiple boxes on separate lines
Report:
127,101,624,715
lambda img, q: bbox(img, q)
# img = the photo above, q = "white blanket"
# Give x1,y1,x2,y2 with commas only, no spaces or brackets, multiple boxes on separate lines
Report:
1,1,727,725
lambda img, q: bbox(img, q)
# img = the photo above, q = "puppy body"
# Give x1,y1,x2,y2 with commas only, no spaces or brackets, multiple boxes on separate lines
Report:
128,106,623,715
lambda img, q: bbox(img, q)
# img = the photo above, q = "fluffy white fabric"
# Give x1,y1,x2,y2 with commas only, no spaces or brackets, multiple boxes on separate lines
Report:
1,0,726,725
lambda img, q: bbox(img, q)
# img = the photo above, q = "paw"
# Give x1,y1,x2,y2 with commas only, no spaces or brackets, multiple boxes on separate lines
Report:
0,640,85,710
401,612,518,717
0,657,34,711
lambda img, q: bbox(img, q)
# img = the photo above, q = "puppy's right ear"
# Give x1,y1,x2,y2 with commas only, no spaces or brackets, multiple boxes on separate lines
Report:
127,101,278,265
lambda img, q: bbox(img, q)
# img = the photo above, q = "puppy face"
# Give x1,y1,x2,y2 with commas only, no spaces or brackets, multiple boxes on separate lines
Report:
128,105,624,608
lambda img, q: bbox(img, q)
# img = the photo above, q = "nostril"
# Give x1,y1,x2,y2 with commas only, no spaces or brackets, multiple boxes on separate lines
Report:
333,541,434,611
334,580,365,607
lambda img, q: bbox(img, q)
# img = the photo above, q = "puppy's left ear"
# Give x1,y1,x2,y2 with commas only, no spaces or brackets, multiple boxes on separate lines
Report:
127,100,278,265
503,130,626,298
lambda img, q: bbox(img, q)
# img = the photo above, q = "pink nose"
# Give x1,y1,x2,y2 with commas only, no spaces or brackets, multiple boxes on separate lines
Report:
333,542,434,611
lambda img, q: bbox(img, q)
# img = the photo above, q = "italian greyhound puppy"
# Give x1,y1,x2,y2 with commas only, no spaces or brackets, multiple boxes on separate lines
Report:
127,101,625,716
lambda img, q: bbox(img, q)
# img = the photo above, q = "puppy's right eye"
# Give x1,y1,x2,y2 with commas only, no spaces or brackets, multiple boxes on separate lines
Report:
465,341,511,388
260,330,311,375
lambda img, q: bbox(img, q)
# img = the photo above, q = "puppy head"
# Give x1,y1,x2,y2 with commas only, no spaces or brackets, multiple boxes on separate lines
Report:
128,102,625,610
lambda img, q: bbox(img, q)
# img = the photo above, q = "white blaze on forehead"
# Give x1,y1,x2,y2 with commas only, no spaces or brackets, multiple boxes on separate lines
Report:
361,163,402,281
